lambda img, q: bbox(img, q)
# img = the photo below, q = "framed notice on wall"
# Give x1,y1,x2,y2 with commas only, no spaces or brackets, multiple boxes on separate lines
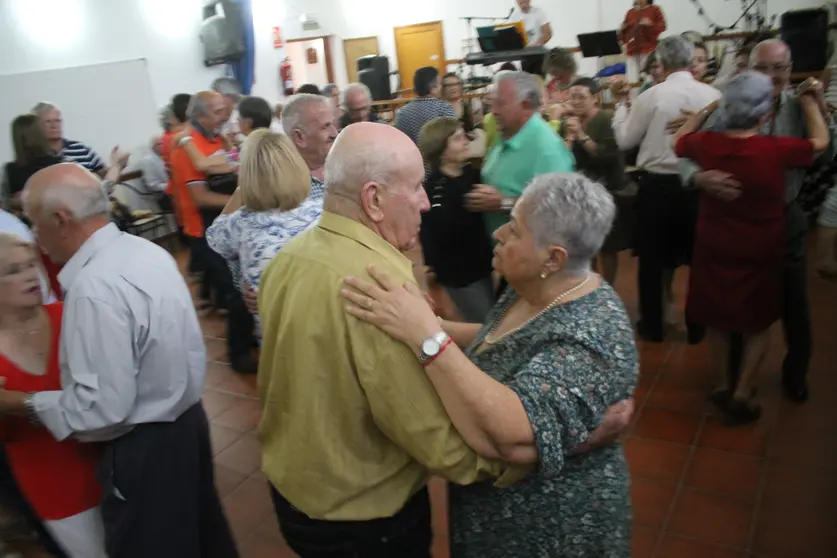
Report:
272,27,283,49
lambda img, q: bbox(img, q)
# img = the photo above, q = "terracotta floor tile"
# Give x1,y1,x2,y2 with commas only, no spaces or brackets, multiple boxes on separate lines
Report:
215,372,259,397
631,525,658,558
697,416,768,456
624,437,690,485
214,463,247,499
205,336,229,362
210,423,247,456
644,380,710,414
667,488,753,549
632,408,702,445
223,477,275,547
682,448,764,502
214,398,262,432
203,389,244,420
215,433,262,477
753,504,837,557
205,360,233,388
768,411,837,470
630,477,676,529
759,464,837,517
656,534,749,557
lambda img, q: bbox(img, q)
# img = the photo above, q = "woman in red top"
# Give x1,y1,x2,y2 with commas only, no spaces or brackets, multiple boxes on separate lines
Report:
674,72,829,425
0,233,106,557
620,0,666,81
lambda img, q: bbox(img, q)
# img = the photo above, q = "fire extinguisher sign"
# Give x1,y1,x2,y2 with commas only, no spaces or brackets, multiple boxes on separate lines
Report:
272,27,283,49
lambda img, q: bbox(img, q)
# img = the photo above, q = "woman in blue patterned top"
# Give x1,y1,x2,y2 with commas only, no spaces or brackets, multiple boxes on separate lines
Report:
206,130,320,336
340,172,637,557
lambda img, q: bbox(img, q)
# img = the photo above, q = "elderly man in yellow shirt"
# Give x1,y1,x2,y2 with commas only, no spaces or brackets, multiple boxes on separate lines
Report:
257,121,632,557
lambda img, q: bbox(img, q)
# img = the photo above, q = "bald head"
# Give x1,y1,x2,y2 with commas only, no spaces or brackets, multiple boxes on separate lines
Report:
188,90,227,134
749,39,792,98
324,122,429,252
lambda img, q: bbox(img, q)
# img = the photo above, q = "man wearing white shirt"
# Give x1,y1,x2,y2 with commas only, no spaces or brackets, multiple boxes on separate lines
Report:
511,0,552,75
612,35,721,342
0,164,237,558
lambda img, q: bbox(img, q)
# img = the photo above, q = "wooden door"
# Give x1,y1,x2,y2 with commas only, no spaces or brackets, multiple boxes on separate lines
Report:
343,36,379,84
393,21,445,95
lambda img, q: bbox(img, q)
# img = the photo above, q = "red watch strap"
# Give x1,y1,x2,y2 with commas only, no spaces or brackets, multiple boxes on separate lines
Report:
422,338,453,367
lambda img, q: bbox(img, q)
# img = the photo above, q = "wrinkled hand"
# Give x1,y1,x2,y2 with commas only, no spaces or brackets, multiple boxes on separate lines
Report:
110,146,130,170
574,398,635,453
666,109,695,134
547,102,569,121
464,185,504,212
610,75,630,100
565,116,582,137
797,77,827,114
341,265,441,349
694,170,742,202
243,281,258,315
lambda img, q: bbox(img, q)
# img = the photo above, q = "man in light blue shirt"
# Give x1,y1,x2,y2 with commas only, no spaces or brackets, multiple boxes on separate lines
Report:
0,209,56,303
466,71,575,237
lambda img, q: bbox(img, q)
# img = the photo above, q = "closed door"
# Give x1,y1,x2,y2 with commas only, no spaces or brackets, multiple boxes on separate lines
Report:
393,21,445,95
343,36,380,84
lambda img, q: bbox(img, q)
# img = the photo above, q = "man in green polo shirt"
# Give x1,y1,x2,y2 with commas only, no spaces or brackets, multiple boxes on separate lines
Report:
465,71,575,236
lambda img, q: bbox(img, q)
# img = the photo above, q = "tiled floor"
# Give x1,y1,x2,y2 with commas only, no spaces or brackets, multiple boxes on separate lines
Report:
200,249,837,558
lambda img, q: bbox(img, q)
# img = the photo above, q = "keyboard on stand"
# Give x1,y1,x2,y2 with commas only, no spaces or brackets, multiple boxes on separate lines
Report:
464,46,548,66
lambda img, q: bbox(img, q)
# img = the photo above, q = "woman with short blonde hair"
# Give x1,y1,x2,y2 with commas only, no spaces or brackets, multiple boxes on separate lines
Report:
205,129,322,338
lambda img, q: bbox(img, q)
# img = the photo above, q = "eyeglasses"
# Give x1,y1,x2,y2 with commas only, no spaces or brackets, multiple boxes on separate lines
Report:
752,63,792,75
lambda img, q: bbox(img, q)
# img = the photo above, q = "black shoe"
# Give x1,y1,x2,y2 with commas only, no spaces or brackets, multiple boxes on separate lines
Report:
781,374,809,403
636,320,664,343
231,354,258,374
724,397,762,426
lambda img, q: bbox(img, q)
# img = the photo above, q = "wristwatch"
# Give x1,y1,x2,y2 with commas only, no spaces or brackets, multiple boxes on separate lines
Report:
177,136,194,147
419,332,451,365
23,394,39,425
500,197,515,213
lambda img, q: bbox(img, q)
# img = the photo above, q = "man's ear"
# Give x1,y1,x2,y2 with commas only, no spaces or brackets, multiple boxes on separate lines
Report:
359,181,386,223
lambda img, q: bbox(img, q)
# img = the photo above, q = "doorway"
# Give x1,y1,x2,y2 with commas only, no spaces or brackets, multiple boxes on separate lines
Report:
343,36,379,84
285,36,335,92
393,21,445,95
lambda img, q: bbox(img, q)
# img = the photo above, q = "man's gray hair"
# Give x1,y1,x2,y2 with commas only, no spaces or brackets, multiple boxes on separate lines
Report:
211,76,242,100
282,93,332,135
342,83,372,106
322,84,339,97
748,38,792,67
657,36,694,72
35,168,110,220
31,101,59,116
494,71,542,109
186,95,208,121
159,106,173,132
719,71,773,130
519,173,615,275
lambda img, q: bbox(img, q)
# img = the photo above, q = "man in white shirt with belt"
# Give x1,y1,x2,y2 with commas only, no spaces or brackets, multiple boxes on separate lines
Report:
511,0,552,74
612,35,721,342
0,163,237,558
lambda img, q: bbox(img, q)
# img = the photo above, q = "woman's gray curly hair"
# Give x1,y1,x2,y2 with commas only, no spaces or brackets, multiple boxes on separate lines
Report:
719,70,773,130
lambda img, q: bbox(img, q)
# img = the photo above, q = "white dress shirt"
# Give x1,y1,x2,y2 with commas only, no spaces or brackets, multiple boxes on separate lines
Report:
113,147,169,213
0,209,57,303
511,6,549,46
33,223,206,442
612,71,721,175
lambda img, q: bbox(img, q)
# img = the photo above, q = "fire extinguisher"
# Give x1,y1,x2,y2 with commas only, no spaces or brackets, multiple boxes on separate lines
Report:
280,59,294,96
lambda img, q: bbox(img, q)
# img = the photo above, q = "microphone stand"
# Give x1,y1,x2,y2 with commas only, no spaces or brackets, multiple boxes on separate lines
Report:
460,11,514,81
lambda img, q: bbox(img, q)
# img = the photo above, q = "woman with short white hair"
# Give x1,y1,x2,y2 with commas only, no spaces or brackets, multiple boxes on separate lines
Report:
340,172,636,557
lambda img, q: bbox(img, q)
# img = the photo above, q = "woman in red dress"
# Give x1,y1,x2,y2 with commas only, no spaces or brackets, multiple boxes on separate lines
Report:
620,0,666,82
674,72,829,424
0,233,105,557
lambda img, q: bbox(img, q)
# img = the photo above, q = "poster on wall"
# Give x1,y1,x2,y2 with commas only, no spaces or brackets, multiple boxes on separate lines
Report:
272,26,283,49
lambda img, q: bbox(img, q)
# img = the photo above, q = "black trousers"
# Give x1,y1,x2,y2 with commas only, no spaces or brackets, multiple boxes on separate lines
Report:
635,173,699,337
189,236,255,360
270,486,432,558
727,201,812,382
98,403,238,558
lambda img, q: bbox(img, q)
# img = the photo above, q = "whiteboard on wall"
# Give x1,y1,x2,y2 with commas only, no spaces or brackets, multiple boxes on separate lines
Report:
0,59,159,165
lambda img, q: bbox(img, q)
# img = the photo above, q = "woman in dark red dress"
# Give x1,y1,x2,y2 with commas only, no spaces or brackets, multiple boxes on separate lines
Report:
674,71,829,424
0,233,105,557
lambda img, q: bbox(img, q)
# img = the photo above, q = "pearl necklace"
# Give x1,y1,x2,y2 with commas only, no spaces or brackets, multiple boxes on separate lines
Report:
484,275,591,345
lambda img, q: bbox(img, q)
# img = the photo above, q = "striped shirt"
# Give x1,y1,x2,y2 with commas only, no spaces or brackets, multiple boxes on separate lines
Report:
394,97,457,145
60,139,105,174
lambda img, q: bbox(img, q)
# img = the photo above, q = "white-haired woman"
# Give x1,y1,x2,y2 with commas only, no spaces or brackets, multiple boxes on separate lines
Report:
205,129,318,335
674,71,828,424
0,233,106,557
340,173,636,557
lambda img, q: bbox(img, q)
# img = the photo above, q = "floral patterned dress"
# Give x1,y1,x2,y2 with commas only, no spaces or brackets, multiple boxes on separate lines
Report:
450,283,637,557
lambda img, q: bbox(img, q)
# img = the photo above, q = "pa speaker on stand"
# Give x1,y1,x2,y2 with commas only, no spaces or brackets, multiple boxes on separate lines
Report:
780,8,829,73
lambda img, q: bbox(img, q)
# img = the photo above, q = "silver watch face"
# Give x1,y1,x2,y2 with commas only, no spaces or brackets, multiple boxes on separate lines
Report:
422,337,442,357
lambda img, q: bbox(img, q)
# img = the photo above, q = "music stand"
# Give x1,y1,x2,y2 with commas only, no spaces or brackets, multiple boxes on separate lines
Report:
576,31,623,58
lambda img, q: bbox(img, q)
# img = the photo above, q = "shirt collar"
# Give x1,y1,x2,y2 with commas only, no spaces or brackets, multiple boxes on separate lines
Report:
316,212,414,279
664,71,696,83
501,114,541,150
58,223,122,291
190,119,216,141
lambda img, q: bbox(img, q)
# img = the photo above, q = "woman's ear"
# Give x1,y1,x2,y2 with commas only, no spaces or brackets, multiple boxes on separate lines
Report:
544,245,568,274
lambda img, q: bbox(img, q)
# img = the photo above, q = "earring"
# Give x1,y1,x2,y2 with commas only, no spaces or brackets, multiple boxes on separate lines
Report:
540,271,548,279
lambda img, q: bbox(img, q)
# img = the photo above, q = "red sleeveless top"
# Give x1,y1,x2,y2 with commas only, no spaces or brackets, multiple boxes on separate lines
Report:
0,303,102,520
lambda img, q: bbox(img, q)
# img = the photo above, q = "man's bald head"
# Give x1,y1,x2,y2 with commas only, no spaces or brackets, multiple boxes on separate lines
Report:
324,122,429,252
187,90,227,134
749,39,792,98
23,163,111,264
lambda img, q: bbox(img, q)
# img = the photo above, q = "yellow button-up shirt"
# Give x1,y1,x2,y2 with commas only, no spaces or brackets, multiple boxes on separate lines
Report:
258,211,514,521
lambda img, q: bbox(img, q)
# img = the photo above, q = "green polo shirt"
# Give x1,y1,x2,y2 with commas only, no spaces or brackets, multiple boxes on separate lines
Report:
481,114,575,236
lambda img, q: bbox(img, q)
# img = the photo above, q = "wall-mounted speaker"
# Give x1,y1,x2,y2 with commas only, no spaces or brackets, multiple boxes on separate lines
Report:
200,0,246,67
781,9,828,73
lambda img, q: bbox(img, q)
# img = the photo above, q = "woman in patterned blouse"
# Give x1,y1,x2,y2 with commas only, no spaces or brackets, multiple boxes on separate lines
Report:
340,172,637,557
205,130,318,336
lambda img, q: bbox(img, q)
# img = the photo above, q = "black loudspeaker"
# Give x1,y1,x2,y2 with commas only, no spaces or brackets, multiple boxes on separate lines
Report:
200,0,245,67
358,55,392,101
780,9,828,73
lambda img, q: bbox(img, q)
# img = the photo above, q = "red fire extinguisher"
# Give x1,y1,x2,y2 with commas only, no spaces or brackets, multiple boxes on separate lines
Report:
280,59,294,96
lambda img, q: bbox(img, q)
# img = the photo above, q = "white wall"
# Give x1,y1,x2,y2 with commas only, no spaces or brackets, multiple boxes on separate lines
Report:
286,39,329,87
0,0,826,114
